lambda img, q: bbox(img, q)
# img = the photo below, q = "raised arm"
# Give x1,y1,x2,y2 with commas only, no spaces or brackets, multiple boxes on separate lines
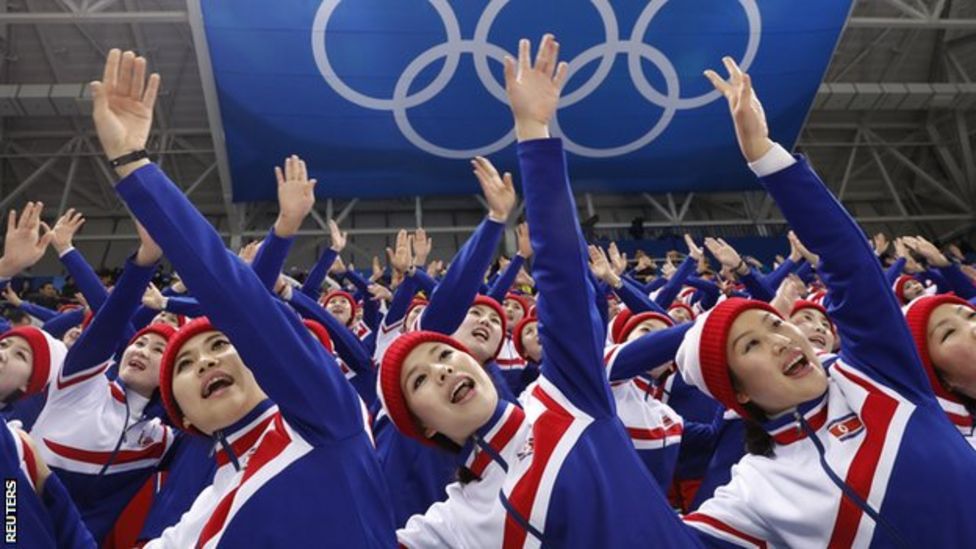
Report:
0,203,53,296
92,50,362,441
904,236,976,300
654,236,704,307
605,324,693,382
706,57,929,396
419,167,511,334
52,210,111,312
41,308,86,339
507,35,613,417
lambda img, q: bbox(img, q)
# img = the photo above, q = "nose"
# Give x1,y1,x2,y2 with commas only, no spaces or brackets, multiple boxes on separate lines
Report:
477,315,492,326
196,356,218,375
769,333,791,354
432,362,454,384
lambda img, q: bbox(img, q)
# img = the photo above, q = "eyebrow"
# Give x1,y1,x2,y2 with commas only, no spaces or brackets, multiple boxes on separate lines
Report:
731,330,755,350
929,318,953,337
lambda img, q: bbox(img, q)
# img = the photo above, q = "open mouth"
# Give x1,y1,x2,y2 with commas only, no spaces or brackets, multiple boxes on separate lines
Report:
450,377,476,404
809,335,827,349
471,327,490,342
783,350,812,378
201,372,235,399
126,359,147,371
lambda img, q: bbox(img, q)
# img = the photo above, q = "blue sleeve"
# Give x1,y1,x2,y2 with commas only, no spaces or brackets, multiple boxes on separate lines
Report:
419,218,504,335
486,254,525,303
796,261,816,285
288,290,376,406
251,227,293,292
411,268,438,296
607,324,692,382
760,158,931,400
684,277,721,310
40,309,85,339
885,257,906,285
60,249,109,311
18,302,57,322
939,263,976,299
739,268,775,302
762,258,795,292
300,247,338,299
653,257,697,308
130,306,158,332
345,270,380,332
644,276,667,294
518,138,613,418
42,473,98,549
165,296,204,317
618,277,669,316
116,164,365,442
63,257,155,378
384,274,419,327
0,317,10,334
589,272,610,330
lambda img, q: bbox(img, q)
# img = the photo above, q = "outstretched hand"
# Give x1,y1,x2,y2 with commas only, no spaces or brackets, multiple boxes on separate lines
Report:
274,155,317,238
704,56,773,163
386,229,413,274
142,283,166,311
0,203,53,278
412,228,432,267
608,242,627,275
704,237,746,275
684,234,704,262
471,156,515,223
328,219,347,253
516,222,533,259
504,34,569,142
51,209,86,254
91,49,159,177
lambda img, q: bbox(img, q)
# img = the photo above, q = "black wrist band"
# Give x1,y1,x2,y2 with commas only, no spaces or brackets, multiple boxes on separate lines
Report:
108,149,150,168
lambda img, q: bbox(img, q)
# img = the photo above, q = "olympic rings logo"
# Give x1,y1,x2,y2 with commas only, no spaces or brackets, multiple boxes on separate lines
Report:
311,0,761,159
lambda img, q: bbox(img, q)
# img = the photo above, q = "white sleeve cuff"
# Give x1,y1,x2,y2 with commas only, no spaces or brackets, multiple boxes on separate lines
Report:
58,246,75,258
748,143,796,178
0,276,9,286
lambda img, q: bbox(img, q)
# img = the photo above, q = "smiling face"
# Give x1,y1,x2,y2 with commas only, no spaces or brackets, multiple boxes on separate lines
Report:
119,333,169,398
503,298,525,327
927,303,976,399
400,341,498,445
0,336,33,402
171,331,268,435
903,279,925,302
727,309,828,416
452,304,504,365
789,308,836,353
520,321,542,363
326,297,352,325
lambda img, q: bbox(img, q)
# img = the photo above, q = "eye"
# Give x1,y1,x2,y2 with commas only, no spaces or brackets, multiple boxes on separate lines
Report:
412,373,427,391
967,311,976,320
212,339,228,351
744,339,759,353
15,351,27,361
771,318,783,329
941,329,956,343
176,359,192,372
439,349,452,361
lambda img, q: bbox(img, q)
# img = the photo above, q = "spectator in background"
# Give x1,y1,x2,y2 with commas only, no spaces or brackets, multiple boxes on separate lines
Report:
29,281,60,310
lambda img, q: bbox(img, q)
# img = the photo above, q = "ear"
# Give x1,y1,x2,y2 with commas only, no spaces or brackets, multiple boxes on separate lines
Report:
182,417,193,430
735,390,751,405
423,427,437,439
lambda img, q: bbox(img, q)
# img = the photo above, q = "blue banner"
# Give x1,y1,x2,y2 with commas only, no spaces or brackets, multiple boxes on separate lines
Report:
200,0,852,201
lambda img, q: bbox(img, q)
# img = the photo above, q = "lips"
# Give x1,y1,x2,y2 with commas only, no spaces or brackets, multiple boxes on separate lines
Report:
126,359,147,372
809,334,827,349
782,349,811,378
471,327,490,342
201,371,235,399
450,377,476,404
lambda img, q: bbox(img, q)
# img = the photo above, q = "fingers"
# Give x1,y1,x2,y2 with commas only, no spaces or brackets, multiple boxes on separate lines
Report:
275,166,285,187
142,73,161,109
117,51,135,97
502,172,514,192
503,55,517,88
518,38,531,76
553,61,569,89
7,210,16,234
131,56,147,100
535,34,556,77
102,49,121,92
722,56,742,86
703,69,731,96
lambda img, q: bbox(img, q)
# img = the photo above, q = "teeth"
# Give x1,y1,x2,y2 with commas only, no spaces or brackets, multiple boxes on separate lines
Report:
451,379,474,403
785,355,805,375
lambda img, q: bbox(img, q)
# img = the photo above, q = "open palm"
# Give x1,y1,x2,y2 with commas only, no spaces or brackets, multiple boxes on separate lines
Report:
91,49,159,160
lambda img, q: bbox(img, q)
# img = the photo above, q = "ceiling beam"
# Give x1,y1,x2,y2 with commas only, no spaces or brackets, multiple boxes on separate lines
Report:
847,17,976,30
0,11,187,24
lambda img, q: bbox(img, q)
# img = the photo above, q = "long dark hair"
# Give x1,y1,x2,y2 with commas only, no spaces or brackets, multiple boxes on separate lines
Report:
730,372,775,457
427,431,480,484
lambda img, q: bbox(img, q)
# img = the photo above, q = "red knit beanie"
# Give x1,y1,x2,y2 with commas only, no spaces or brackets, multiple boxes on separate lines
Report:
618,312,675,344
158,317,218,435
609,308,634,344
377,331,471,446
893,275,915,304
0,326,65,399
904,294,974,403
321,290,358,326
128,323,177,348
675,298,782,417
302,319,335,354
404,297,429,331
512,316,538,361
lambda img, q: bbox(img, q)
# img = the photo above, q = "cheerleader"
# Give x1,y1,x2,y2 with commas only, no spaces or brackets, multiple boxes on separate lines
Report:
679,57,976,547
387,35,698,547
90,49,394,547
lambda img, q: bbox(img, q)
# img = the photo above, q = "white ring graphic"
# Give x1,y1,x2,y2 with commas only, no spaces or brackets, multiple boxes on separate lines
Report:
310,0,761,158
